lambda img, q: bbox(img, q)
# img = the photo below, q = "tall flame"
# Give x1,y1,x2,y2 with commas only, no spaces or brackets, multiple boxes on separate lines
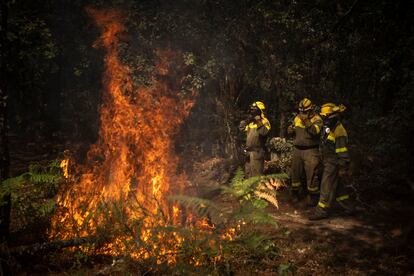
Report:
51,8,194,241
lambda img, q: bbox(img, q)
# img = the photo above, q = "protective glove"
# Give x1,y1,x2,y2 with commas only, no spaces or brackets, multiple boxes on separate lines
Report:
299,114,312,127
254,115,264,127
298,113,308,121
287,125,295,134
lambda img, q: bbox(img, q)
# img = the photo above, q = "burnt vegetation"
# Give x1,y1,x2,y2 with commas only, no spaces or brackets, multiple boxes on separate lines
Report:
0,0,414,274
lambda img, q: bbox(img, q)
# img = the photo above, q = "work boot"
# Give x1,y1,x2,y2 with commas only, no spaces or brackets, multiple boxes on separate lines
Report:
289,189,301,204
308,207,329,220
338,200,355,216
306,194,319,207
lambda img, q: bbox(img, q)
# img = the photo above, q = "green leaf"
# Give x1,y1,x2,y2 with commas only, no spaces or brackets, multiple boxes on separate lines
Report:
278,263,294,276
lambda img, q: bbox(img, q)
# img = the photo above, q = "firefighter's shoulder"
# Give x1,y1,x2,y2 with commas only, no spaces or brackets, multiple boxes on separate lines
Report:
334,123,348,137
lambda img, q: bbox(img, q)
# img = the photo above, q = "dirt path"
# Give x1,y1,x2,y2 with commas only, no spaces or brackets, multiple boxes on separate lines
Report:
267,190,414,275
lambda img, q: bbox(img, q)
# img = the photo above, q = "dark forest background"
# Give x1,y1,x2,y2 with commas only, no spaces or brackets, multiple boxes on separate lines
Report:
1,0,413,237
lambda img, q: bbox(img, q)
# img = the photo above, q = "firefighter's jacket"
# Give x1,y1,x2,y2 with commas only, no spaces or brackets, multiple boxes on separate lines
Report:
320,122,350,167
240,116,271,151
292,114,323,148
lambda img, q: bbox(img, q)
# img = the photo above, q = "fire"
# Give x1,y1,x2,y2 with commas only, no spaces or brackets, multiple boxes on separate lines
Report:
60,158,69,179
50,6,195,257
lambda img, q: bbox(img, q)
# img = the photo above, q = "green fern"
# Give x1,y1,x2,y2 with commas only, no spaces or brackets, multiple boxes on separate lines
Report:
169,167,287,228
169,195,220,217
231,202,277,226
0,159,65,227
229,175,262,197
226,168,288,199
222,170,287,211
230,167,245,187
1,174,25,188
266,173,289,180
169,194,231,225
37,199,57,216
2,162,63,192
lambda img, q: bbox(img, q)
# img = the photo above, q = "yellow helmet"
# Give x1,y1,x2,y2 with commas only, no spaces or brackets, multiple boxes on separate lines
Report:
251,101,265,111
320,103,346,118
298,98,313,112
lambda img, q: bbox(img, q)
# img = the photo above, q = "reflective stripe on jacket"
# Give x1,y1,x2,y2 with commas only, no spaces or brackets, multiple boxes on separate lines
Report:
244,116,271,150
293,114,322,147
320,122,350,167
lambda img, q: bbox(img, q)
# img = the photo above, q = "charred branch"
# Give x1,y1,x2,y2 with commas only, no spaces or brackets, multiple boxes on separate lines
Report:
3,236,101,258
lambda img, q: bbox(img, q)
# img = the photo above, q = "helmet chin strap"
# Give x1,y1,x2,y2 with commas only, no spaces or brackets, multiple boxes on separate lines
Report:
300,110,311,119
250,107,261,116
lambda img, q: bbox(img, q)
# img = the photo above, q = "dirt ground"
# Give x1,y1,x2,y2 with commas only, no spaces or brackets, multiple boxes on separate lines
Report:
169,156,414,275
266,189,414,275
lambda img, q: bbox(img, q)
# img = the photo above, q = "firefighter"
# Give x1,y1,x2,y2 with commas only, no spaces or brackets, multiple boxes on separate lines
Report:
309,103,353,220
287,98,322,206
239,101,271,177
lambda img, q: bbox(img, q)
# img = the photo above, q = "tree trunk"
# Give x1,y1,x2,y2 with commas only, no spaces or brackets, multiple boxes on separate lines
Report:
217,72,240,160
0,0,11,243
273,73,289,138
279,112,286,138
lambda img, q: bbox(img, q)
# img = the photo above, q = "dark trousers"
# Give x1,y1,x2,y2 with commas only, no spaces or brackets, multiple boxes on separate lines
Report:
318,158,349,209
290,147,320,194
245,150,264,177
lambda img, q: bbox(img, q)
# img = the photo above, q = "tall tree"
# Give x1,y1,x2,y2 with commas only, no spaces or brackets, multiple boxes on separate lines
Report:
0,0,11,243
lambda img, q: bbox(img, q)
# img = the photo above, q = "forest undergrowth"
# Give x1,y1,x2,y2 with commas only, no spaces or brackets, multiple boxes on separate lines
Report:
1,161,294,275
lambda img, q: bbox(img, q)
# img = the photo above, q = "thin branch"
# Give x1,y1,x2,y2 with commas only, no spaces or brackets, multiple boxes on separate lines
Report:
311,0,364,47
4,236,97,257
332,0,363,33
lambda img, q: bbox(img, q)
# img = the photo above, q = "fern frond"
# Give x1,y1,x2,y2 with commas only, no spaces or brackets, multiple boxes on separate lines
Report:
229,175,262,197
254,190,279,209
28,163,43,175
259,177,284,190
265,173,289,180
231,203,277,226
29,172,62,184
169,195,225,222
230,167,245,187
1,174,26,189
